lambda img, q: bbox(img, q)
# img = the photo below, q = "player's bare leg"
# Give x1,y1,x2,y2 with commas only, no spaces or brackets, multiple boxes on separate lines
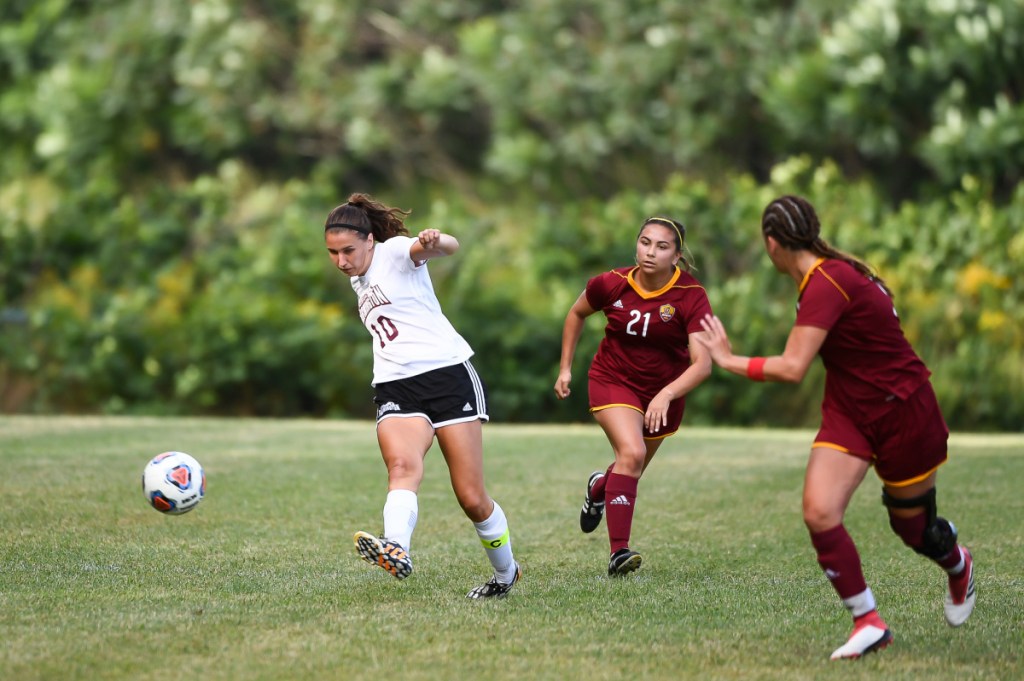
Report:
804,448,892,659
352,416,433,579
592,407,651,575
437,420,520,598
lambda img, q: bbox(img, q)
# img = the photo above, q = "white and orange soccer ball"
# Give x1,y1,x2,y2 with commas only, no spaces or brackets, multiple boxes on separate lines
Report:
142,451,205,515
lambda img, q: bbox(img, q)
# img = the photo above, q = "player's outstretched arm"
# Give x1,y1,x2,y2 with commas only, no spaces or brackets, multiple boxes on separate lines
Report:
696,313,826,383
410,228,459,262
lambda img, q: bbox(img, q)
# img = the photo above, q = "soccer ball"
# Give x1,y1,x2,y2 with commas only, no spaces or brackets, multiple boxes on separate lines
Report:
142,451,205,515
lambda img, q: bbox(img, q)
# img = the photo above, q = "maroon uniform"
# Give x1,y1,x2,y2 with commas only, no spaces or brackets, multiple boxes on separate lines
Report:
585,266,711,437
796,258,948,484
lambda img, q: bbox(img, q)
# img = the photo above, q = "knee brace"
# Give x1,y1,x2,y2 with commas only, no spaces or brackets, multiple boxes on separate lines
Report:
882,487,958,560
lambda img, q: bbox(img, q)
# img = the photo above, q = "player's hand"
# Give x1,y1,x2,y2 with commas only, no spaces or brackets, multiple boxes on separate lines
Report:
417,228,442,249
554,371,572,399
696,314,733,365
644,391,672,433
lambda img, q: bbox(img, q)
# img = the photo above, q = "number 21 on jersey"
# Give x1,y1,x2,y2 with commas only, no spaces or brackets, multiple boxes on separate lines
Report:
626,310,650,337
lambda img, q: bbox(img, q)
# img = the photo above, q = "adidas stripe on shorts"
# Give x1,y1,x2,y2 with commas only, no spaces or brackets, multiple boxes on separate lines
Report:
373,360,489,428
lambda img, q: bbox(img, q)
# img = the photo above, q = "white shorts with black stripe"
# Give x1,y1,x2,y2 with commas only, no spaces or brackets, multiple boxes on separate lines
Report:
373,360,489,428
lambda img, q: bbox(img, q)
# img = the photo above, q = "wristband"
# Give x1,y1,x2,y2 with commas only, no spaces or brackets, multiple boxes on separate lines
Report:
746,357,766,382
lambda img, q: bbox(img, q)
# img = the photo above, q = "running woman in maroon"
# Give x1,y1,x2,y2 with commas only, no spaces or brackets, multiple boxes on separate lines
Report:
695,195,975,660
554,217,712,576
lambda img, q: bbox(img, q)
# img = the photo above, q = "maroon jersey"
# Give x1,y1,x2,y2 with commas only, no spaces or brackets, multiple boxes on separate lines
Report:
796,258,931,422
586,266,711,399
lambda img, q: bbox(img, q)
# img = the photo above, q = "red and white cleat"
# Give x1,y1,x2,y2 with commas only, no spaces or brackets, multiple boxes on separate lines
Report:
944,546,976,627
830,611,893,661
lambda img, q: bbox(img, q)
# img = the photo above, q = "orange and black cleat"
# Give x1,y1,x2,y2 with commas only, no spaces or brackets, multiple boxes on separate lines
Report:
354,530,413,580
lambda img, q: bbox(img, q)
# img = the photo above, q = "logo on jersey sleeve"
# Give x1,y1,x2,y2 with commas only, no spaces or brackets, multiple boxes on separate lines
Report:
659,304,676,322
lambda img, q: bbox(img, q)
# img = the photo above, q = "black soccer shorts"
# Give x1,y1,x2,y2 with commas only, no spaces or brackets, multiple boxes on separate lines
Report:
373,360,489,428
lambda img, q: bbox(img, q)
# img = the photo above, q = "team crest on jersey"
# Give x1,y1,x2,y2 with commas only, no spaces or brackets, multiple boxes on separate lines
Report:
659,304,676,322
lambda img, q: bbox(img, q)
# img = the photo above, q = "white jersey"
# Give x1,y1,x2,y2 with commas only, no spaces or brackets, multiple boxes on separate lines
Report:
350,235,474,385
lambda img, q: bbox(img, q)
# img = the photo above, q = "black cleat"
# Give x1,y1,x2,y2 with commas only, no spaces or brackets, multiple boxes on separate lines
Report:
580,471,606,533
467,562,522,599
608,548,642,577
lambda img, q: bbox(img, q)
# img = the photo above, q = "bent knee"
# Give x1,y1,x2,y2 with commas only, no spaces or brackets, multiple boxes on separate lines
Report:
803,500,843,534
614,448,647,477
386,457,422,478
455,490,492,522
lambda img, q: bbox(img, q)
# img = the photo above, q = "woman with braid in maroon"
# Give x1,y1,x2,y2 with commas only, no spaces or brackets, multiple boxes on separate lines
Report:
554,216,712,577
695,195,975,660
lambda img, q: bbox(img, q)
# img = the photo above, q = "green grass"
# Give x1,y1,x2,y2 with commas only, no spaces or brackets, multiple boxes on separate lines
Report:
1,417,1021,681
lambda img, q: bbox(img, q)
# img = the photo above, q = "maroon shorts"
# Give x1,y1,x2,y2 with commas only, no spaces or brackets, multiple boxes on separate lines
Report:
814,381,949,485
588,374,685,440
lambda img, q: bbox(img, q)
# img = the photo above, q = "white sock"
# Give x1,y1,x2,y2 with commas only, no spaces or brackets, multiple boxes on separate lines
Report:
474,500,516,583
944,547,966,575
382,489,418,552
842,588,877,618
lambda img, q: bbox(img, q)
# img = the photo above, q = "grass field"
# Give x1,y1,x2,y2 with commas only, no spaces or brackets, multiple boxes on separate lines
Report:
1,416,1021,681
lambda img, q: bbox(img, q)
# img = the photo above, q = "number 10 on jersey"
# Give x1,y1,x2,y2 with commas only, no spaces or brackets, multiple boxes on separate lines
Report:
372,315,399,347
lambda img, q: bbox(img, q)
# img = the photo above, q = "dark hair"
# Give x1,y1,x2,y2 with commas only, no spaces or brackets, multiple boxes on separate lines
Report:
639,216,695,272
761,195,891,296
324,193,410,241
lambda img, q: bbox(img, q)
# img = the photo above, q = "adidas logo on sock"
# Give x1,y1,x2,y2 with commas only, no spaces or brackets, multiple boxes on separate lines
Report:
609,494,631,506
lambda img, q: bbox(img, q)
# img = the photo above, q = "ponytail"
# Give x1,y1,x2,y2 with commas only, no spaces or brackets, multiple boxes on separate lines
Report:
325,193,411,241
762,195,892,298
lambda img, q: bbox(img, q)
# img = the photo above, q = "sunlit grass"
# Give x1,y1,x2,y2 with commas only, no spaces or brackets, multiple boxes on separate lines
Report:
1,417,1021,680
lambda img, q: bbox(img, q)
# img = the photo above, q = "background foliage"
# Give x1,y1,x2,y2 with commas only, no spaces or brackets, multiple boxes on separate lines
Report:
1,0,1022,430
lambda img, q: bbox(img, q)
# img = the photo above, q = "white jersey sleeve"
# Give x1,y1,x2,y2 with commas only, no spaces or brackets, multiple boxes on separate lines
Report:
350,235,474,385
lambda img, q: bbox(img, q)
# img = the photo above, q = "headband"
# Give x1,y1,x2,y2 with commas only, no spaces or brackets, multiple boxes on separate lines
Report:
325,221,371,235
642,216,685,248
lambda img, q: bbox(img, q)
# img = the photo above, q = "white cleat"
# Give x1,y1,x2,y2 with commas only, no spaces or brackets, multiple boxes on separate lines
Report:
944,546,976,627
